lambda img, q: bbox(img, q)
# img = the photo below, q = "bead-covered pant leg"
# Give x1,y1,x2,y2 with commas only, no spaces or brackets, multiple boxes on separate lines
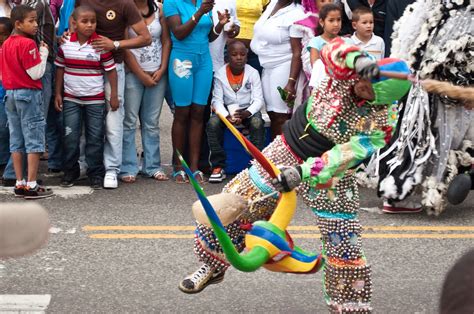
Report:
193,136,299,272
301,174,372,313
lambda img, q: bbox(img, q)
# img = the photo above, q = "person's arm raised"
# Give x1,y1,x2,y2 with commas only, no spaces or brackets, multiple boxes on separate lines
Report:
167,1,213,40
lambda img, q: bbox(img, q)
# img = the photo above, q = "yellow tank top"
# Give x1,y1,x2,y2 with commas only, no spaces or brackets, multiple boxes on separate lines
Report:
236,0,270,40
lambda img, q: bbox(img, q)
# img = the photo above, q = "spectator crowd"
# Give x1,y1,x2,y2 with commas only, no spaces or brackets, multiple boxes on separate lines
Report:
0,0,415,199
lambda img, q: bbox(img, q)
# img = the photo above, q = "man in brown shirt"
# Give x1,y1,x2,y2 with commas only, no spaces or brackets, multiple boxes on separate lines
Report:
74,0,151,189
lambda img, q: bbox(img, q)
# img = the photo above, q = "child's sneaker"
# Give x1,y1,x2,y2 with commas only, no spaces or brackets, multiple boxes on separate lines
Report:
14,184,26,198
24,184,53,200
209,167,226,183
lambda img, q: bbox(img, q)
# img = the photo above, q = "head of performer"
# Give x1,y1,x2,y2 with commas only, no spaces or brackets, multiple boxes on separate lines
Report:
354,58,412,105
317,3,342,38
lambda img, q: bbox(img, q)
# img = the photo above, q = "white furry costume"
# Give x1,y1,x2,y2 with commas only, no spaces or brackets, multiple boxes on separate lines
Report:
375,0,473,215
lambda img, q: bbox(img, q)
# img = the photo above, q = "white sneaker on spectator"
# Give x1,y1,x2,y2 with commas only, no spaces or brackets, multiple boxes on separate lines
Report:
104,172,118,189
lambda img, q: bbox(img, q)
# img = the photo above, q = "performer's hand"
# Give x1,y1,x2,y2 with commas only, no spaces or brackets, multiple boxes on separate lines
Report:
355,56,379,80
272,166,302,192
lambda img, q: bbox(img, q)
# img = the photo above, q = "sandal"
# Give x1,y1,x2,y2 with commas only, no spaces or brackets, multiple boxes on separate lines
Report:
153,170,169,181
172,170,188,184
193,170,206,184
121,175,136,183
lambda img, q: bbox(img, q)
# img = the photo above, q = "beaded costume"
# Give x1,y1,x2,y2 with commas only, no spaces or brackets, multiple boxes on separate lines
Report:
189,40,411,313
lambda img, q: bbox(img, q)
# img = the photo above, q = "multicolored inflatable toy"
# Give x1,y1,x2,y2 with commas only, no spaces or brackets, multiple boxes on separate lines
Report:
178,113,323,273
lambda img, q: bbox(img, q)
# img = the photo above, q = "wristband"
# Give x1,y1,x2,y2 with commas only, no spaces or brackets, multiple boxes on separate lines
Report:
288,77,297,82
212,25,221,36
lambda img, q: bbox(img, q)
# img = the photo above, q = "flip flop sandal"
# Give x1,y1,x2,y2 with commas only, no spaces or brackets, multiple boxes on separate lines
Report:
193,170,206,184
153,170,169,181
121,175,136,183
173,170,188,184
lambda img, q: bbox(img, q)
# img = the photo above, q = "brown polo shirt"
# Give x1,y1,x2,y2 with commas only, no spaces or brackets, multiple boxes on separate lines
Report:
76,0,142,63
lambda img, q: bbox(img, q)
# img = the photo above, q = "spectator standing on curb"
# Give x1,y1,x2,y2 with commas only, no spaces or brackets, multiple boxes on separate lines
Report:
2,5,53,199
350,7,384,60
340,0,386,38
164,0,230,184
54,6,118,189
120,0,171,183
74,0,151,189
250,0,306,139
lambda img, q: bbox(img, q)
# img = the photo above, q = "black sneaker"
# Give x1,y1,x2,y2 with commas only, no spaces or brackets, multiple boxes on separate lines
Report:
14,185,26,198
60,177,75,187
90,177,103,190
209,167,226,183
24,184,53,200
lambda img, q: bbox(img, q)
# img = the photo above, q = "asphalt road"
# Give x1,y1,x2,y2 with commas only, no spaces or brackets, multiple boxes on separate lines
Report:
1,106,473,313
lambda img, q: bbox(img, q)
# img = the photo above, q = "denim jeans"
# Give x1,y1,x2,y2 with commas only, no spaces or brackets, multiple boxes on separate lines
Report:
62,101,105,179
0,85,9,165
0,86,20,180
121,72,167,177
206,111,265,168
43,60,63,170
104,63,125,175
5,89,45,154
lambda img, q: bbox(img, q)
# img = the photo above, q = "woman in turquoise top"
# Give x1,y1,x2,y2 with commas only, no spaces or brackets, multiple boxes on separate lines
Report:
164,0,228,183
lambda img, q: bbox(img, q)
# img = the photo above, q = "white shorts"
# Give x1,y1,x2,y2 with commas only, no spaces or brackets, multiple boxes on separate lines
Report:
262,60,292,114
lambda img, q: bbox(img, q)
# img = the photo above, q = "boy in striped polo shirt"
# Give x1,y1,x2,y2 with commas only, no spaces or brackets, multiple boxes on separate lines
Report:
54,5,118,189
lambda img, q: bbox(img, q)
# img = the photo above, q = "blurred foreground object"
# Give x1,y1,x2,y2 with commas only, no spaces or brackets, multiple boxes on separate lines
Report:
0,203,49,259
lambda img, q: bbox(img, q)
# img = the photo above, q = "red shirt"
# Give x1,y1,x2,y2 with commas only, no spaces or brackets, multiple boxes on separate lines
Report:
1,35,43,90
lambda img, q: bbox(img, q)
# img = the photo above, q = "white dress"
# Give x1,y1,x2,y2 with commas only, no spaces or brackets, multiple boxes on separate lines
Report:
250,1,305,114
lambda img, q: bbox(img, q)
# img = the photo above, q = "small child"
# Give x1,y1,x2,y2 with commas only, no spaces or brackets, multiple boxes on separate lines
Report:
54,6,118,189
307,3,352,89
350,7,385,60
1,5,52,199
207,40,265,183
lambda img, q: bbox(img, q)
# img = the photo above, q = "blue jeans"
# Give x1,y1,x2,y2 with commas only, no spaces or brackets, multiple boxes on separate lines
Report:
121,72,167,177
43,61,63,170
62,101,105,179
104,63,125,175
5,89,45,154
0,84,9,165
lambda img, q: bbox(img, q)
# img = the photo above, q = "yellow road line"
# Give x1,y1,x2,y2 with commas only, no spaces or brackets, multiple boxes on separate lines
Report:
89,233,474,239
83,225,474,232
90,233,194,239
83,226,195,231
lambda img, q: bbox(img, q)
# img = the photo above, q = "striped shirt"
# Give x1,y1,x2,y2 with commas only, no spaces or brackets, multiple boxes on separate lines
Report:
55,32,116,104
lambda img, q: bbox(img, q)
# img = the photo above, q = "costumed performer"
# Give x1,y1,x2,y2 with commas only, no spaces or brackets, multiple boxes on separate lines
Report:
373,0,473,215
179,38,411,313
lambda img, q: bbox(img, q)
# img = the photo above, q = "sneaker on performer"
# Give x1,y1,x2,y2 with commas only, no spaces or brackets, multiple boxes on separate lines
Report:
103,171,118,189
382,200,422,214
178,264,225,293
209,167,226,183
24,184,53,200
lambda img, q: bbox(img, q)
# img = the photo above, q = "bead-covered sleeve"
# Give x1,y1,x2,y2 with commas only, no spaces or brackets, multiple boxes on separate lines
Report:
299,131,388,187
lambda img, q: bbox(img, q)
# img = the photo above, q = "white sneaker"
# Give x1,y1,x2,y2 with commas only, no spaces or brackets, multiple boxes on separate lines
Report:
178,264,225,294
103,172,118,189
